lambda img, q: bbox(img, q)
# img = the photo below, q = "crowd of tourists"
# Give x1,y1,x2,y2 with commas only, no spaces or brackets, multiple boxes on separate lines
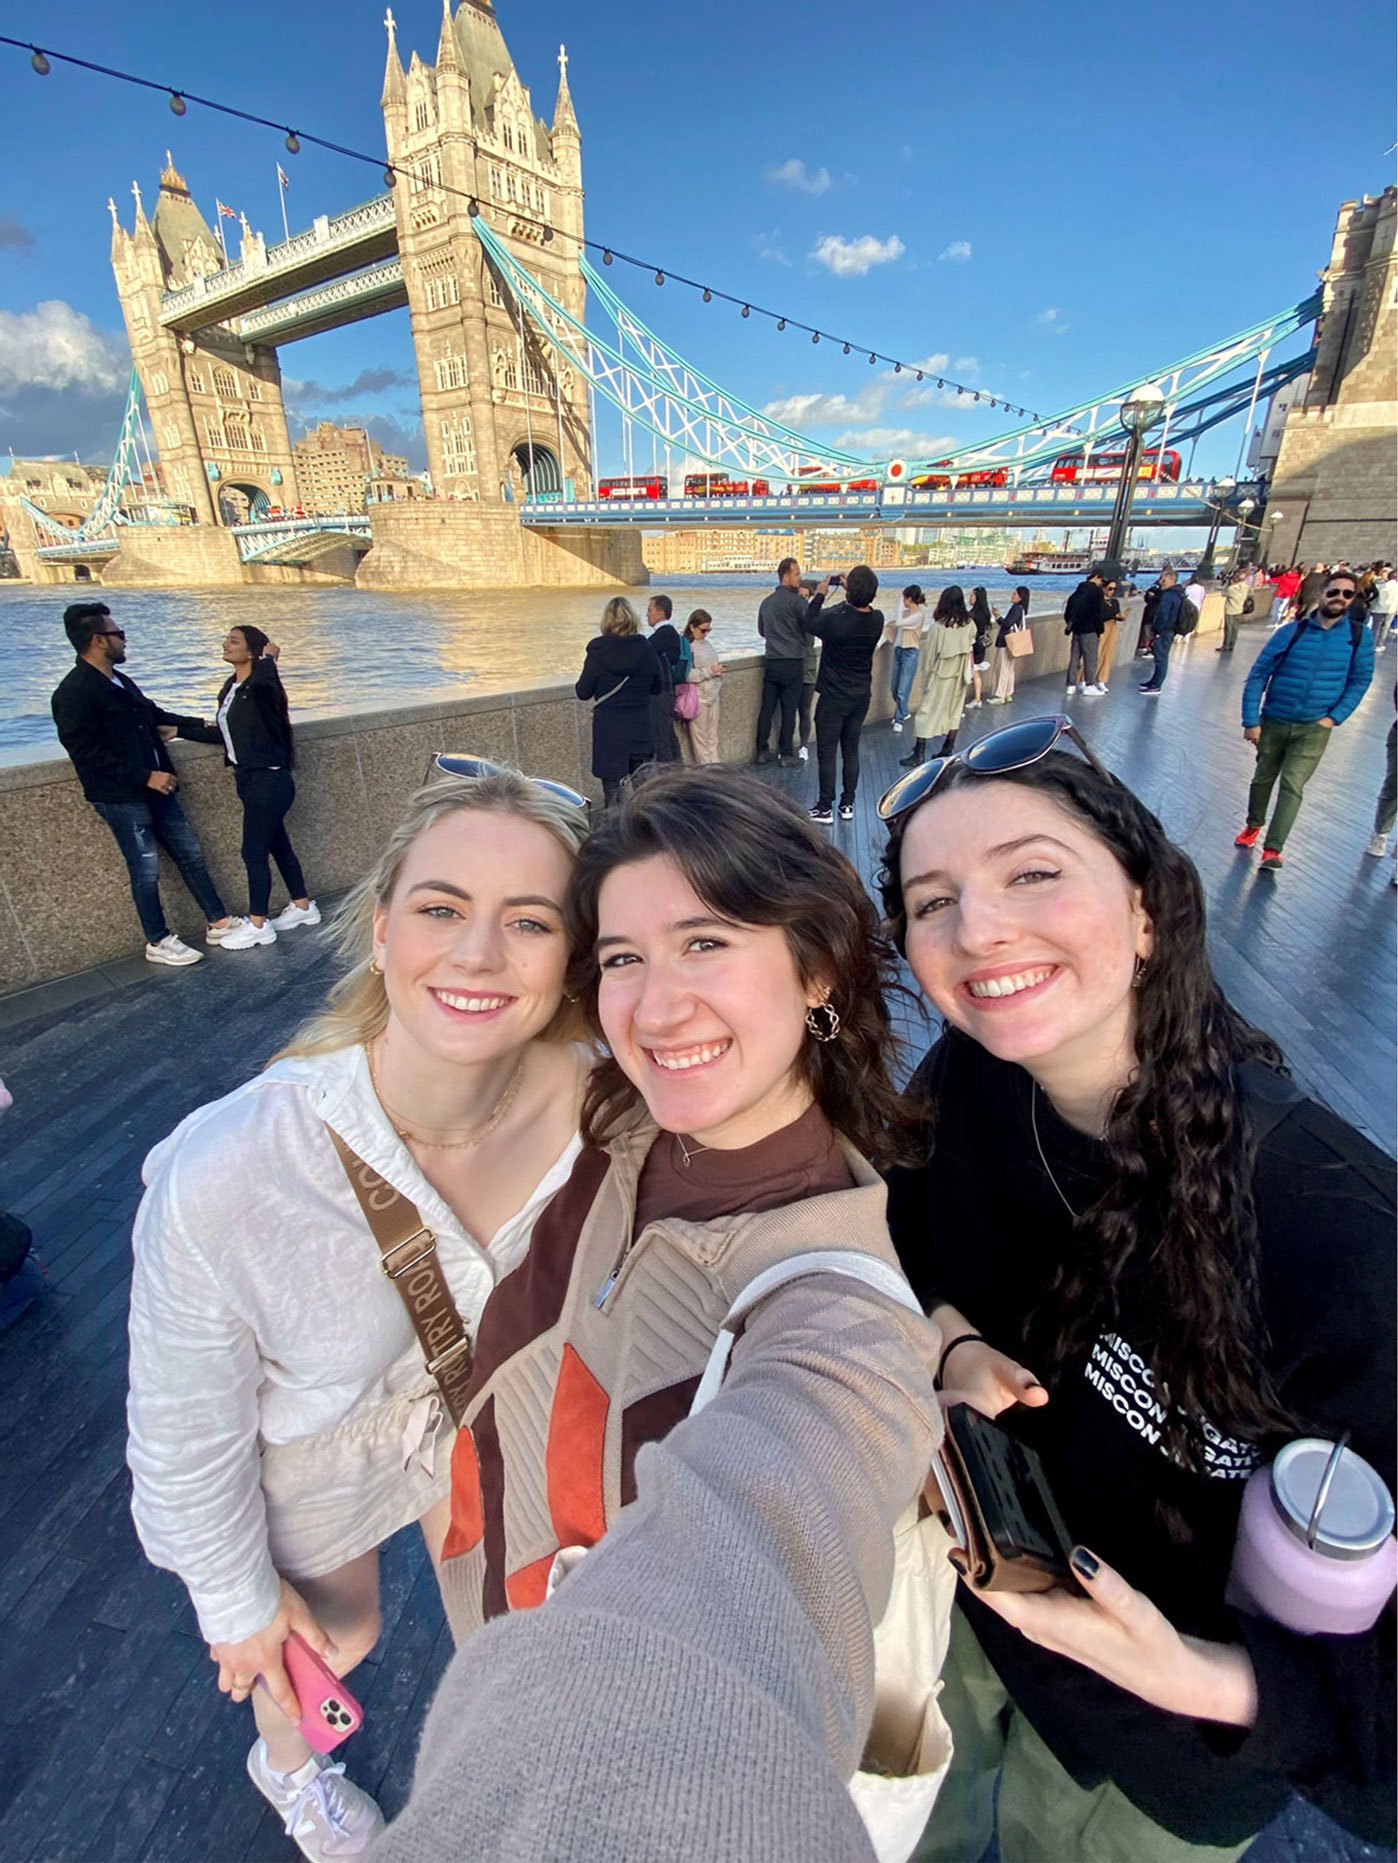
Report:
29,561,1396,1862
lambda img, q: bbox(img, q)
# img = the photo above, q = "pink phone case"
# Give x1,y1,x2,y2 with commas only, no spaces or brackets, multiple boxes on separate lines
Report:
279,1631,364,1754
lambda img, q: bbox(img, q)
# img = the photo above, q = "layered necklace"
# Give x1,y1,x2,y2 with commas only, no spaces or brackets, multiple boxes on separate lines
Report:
368,1043,525,1151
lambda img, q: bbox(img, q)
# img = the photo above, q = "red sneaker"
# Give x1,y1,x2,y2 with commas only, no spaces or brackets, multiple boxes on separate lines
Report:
1234,825,1262,849
1260,848,1284,871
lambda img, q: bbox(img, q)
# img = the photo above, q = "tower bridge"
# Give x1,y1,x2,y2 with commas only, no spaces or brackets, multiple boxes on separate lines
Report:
8,0,1375,590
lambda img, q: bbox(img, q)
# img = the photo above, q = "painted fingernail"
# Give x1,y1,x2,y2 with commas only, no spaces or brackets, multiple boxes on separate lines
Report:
1070,1546,1099,1580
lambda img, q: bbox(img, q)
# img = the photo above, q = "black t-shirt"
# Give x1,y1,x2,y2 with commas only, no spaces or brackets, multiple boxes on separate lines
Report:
809,602,885,703
885,1030,1396,1847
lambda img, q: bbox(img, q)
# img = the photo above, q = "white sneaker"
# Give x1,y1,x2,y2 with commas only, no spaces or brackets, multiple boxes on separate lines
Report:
247,1741,384,1860
205,919,244,945
891,720,904,733
218,919,278,950
965,699,982,710
1064,684,1077,696
797,745,809,761
271,900,322,930
1084,683,1109,695
839,804,855,821
145,934,203,967
1365,833,1392,858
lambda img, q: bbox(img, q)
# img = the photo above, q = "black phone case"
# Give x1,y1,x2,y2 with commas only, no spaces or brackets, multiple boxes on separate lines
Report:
946,1406,1078,1583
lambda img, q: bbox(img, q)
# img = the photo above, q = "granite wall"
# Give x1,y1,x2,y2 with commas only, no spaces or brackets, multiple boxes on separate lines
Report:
1,603,1121,995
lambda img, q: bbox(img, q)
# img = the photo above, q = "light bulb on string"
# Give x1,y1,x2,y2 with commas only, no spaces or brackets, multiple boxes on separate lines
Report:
741,304,750,318
603,249,613,265
31,47,50,74
468,198,479,216
702,287,711,302
654,270,664,285
384,166,396,187
868,352,876,365
777,318,785,332
915,371,924,382
842,342,850,355
169,91,187,116
543,226,554,242
811,331,820,344
284,131,301,154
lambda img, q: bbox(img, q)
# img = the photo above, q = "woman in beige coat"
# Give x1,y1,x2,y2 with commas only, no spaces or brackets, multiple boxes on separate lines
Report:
900,586,975,767
680,608,725,764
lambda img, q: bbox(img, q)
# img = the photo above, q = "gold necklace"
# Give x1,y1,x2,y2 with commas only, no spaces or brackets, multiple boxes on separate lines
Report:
368,1045,526,1151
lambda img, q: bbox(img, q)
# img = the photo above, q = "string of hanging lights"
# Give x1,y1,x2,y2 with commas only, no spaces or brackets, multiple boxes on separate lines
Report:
4,32,1053,429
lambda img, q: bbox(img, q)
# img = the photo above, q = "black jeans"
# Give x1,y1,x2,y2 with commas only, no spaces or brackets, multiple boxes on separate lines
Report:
756,657,805,757
815,692,870,809
235,767,307,918
92,792,226,944
650,694,680,764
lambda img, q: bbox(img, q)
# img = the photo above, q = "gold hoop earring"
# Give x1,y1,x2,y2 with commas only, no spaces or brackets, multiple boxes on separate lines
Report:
369,958,383,976
1132,956,1149,989
805,1000,841,1043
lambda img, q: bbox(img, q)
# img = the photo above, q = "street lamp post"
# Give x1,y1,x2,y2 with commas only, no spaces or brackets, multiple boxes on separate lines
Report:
1194,476,1236,581
1225,496,1257,574
1102,382,1167,574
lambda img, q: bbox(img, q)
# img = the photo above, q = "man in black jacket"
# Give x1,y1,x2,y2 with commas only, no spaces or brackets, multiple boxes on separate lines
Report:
756,558,829,767
50,602,236,966
807,564,884,823
645,595,682,763
1063,571,1107,696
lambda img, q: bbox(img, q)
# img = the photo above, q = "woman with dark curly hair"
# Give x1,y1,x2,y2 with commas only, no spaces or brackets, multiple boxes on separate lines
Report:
434,764,947,1838
875,717,1395,1863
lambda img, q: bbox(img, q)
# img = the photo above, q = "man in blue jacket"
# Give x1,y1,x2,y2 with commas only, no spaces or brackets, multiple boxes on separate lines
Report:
1236,569,1375,870
1137,569,1186,694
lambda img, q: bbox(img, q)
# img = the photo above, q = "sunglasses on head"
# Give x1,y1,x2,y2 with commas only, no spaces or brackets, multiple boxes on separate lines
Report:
430,753,590,810
877,714,1114,824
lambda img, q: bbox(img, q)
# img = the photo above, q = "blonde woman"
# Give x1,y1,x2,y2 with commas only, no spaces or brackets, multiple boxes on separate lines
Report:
680,608,725,764
127,767,591,1861
575,596,663,806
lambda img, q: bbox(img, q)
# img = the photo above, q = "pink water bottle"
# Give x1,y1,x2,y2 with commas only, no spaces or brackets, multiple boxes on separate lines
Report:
1227,1437,1397,1636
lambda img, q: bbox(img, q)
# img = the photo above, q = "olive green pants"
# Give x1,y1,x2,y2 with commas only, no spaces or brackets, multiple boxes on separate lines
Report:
912,1608,1253,1863
1246,718,1332,852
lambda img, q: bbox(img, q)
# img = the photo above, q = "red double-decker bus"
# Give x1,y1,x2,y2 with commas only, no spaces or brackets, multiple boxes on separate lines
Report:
683,473,772,498
1049,449,1181,486
597,475,668,500
954,469,1009,489
790,472,880,495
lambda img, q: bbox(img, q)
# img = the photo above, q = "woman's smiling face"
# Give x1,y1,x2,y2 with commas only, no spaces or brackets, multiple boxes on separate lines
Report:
595,853,822,1148
899,780,1152,1071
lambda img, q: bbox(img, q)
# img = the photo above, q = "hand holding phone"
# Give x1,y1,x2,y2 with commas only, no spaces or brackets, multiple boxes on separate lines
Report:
276,1631,364,1754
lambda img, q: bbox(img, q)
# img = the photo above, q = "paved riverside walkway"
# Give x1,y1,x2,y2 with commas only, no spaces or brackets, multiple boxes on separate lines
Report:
0,623,1391,1862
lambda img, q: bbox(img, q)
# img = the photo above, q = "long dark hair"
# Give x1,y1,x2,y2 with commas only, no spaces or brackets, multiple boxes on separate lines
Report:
222,624,294,766
1014,585,1031,611
879,751,1294,1467
969,587,991,626
933,585,971,627
567,765,916,1168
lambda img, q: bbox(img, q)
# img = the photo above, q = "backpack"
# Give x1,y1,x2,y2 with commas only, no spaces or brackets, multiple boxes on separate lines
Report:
1268,613,1366,686
1176,597,1199,636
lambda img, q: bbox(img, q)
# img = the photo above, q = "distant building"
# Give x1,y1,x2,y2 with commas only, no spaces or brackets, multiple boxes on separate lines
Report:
642,524,900,577
1268,189,1397,567
291,422,413,516
1,459,108,529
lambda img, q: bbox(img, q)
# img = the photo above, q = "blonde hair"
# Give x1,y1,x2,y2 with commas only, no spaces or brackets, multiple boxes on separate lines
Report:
601,597,639,637
276,769,591,1060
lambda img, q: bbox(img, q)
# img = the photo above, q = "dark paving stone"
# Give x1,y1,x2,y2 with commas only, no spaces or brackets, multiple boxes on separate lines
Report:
0,634,1390,1859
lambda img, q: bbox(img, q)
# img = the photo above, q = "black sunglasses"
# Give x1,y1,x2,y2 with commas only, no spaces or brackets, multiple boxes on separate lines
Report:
430,753,590,811
100,628,127,639
1325,587,1356,598
877,714,1113,824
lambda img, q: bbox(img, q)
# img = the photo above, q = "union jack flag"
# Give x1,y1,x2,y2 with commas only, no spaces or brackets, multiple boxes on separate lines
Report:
216,199,237,219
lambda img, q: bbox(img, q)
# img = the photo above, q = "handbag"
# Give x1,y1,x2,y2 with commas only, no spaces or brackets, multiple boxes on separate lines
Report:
1243,594,1256,616
928,1403,1076,1594
691,1251,954,1863
674,678,701,722
328,1129,474,1426
1005,628,1034,659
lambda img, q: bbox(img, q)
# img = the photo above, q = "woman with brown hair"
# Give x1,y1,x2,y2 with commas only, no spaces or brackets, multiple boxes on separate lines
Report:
679,607,725,765
127,766,592,1860
435,765,945,1836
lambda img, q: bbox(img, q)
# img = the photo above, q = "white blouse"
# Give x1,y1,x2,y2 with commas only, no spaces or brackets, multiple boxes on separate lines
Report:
127,1043,581,1642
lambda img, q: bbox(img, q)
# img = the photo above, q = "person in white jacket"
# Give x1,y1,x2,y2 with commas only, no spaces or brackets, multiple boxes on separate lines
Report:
127,764,592,1860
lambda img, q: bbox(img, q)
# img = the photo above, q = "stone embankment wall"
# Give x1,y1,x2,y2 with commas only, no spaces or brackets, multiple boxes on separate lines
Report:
0,604,1155,994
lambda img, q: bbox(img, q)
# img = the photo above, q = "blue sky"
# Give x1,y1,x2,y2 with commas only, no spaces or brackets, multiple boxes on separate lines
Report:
2,0,1394,480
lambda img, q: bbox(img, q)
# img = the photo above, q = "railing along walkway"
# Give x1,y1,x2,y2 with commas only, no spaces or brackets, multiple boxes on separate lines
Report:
0,626,1390,1860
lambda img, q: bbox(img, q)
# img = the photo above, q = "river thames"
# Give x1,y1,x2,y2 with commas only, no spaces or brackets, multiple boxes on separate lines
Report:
0,570,1088,759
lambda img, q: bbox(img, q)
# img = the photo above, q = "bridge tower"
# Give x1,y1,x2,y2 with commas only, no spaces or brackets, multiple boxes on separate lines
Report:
383,0,591,509
110,157,302,526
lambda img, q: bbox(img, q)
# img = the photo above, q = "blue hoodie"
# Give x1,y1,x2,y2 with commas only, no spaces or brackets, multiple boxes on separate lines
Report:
1241,613,1375,730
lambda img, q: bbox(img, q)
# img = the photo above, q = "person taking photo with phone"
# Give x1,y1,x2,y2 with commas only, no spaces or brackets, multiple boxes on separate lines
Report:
876,717,1395,1863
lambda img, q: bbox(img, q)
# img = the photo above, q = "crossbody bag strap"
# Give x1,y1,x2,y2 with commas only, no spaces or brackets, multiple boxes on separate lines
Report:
690,1250,924,1416
327,1128,474,1426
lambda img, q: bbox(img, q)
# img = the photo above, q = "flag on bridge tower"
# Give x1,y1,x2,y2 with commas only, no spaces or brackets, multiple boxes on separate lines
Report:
214,199,237,262
276,166,291,242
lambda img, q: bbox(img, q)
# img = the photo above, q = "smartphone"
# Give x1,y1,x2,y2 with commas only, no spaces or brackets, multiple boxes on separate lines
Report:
264,1631,364,1754
829,573,843,587
946,1404,1077,1586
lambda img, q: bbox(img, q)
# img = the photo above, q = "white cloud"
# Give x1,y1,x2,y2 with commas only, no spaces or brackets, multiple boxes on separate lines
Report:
810,233,905,278
938,240,972,263
1034,308,1060,324
752,229,791,266
832,427,957,458
762,386,888,429
768,158,831,197
0,300,126,394
953,356,980,377
901,383,979,411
